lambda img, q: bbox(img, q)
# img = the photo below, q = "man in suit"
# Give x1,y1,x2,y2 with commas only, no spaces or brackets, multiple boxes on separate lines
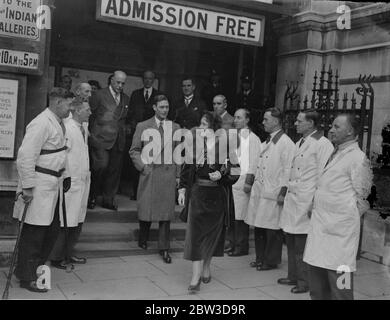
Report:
130,94,180,263
125,71,163,200
174,76,207,129
212,94,234,129
235,75,266,141
88,70,130,210
59,75,72,94
201,70,224,111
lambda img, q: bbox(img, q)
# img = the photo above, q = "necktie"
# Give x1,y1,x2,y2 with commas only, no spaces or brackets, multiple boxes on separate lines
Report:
266,135,271,143
144,90,149,102
325,146,338,167
185,97,191,106
115,93,120,106
60,121,66,136
80,125,86,140
299,139,305,148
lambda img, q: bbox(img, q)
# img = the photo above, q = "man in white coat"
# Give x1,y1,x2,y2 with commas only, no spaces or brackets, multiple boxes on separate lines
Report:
228,109,262,256
13,88,73,292
246,108,295,270
50,100,91,269
278,109,334,294
303,114,373,300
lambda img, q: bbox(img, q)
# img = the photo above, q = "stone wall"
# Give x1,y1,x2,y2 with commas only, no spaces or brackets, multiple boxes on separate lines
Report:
273,1,390,158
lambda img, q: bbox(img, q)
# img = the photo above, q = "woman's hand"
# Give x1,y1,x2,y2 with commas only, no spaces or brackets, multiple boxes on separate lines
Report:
209,171,222,181
178,189,186,206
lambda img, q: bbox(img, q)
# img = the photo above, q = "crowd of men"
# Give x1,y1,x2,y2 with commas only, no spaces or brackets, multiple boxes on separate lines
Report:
11,69,372,300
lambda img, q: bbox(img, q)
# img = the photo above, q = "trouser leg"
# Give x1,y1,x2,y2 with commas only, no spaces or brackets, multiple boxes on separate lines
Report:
327,269,354,300
138,220,151,244
264,228,283,265
254,227,266,264
235,220,249,254
225,223,235,250
285,233,297,281
102,139,124,204
90,147,110,200
158,221,171,250
15,197,60,282
69,223,83,257
295,234,309,289
308,265,331,300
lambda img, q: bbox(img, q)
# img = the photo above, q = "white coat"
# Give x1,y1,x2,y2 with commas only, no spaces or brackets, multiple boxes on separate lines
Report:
280,131,334,234
232,130,262,220
13,108,69,226
63,118,90,227
245,130,295,230
303,141,373,272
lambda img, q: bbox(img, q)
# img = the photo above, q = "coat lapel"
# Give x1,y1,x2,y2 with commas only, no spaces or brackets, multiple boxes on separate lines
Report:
323,142,358,173
44,109,64,140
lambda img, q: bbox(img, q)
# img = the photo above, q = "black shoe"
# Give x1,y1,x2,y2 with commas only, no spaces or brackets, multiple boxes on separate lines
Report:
277,278,297,286
250,261,262,268
160,250,172,264
69,256,87,264
188,278,201,294
138,241,147,250
87,198,96,210
201,276,211,284
224,246,234,254
51,260,75,270
228,250,248,257
257,263,277,271
102,203,118,211
20,280,48,293
291,286,309,294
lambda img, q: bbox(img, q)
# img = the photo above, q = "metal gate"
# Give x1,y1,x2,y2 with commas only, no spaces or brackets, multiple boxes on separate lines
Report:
283,64,374,156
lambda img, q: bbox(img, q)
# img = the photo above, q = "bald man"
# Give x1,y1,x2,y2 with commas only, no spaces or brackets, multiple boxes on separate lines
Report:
74,83,92,102
88,71,130,210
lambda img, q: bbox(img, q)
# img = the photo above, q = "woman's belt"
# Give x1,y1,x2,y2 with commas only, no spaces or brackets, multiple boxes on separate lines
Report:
35,166,65,177
195,178,218,187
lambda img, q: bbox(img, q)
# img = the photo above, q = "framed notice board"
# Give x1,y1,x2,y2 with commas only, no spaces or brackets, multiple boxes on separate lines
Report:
0,73,27,160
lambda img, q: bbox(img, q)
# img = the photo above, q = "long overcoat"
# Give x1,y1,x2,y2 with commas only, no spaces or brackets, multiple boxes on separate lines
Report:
129,117,180,221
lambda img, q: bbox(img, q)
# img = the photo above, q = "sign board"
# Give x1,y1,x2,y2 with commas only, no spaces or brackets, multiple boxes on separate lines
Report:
96,0,265,46
0,78,18,159
0,48,39,70
0,0,41,41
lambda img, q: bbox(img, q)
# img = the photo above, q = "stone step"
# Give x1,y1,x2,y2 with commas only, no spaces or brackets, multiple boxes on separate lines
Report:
79,222,188,242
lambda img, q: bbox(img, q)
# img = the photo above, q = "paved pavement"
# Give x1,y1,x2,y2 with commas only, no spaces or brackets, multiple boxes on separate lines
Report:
1,247,390,300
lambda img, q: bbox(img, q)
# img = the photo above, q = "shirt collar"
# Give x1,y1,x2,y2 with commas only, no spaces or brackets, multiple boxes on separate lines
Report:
303,129,317,140
155,116,165,127
144,87,152,94
184,94,194,101
47,108,62,123
336,138,357,151
220,111,227,119
109,85,119,98
270,128,282,139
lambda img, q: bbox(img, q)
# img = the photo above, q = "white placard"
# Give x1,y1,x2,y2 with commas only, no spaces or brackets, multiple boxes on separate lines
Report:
0,78,18,158
97,0,265,46
0,48,39,70
0,0,41,41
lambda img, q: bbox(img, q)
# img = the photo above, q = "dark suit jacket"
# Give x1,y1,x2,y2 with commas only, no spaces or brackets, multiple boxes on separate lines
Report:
89,87,130,151
128,88,163,130
174,95,207,129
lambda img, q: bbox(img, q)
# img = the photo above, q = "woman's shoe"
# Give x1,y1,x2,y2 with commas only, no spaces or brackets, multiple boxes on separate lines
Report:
188,278,201,294
201,276,211,284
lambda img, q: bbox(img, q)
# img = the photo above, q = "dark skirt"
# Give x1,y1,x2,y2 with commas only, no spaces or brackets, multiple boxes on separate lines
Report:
183,183,226,261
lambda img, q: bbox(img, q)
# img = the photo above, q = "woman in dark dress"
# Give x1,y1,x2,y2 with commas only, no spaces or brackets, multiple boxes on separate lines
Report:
178,112,238,294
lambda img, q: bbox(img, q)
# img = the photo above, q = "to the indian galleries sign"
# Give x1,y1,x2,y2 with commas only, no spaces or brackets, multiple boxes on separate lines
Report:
97,0,265,46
